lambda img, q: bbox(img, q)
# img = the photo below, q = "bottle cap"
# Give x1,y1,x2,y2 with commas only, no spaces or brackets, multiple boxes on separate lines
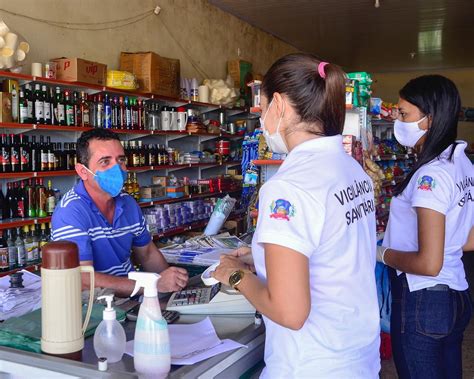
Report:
98,357,108,371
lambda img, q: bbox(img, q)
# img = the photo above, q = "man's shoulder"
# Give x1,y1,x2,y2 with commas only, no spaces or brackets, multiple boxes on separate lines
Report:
57,186,88,211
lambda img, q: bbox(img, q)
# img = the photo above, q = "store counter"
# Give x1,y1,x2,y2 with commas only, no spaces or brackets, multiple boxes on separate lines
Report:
0,314,265,378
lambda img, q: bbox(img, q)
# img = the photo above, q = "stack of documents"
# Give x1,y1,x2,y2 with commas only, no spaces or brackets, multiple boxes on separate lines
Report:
0,271,42,321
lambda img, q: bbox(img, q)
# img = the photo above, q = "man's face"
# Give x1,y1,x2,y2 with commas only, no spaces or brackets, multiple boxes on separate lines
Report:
87,139,127,174
76,139,127,192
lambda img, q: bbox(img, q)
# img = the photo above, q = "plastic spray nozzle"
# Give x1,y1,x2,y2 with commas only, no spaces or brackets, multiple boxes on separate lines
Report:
128,272,161,298
98,294,116,321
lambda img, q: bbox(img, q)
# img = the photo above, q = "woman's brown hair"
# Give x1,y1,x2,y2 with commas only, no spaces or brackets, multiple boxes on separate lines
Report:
261,53,346,136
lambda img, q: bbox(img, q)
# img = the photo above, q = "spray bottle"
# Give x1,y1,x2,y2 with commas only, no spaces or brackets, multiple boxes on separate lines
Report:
93,294,126,363
128,272,170,378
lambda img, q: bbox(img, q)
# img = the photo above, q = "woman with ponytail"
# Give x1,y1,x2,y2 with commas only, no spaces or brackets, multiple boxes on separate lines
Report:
213,53,381,378
378,75,473,378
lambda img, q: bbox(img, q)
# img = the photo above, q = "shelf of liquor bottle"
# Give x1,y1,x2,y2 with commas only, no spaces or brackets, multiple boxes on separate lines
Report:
138,189,242,208
0,70,253,115
0,263,42,278
0,122,244,138
0,216,51,230
0,170,76,179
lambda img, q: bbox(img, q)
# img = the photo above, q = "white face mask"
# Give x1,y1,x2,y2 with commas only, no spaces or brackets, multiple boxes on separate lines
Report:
260,99,289,154
394,116,428,147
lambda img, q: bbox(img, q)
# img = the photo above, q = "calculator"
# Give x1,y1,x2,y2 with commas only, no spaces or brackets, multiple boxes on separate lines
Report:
126,306,180,324
166,283,255,315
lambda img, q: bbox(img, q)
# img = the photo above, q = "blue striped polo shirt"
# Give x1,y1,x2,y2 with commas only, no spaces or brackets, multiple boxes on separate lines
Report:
51,181,151,276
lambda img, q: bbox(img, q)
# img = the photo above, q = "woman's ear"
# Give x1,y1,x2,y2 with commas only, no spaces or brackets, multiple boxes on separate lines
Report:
273,92,285,117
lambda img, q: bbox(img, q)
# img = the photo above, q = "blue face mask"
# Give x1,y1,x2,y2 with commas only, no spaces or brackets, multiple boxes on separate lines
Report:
83,163,127,197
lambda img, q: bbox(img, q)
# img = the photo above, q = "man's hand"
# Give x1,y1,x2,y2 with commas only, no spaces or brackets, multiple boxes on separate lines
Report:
157,266,189,292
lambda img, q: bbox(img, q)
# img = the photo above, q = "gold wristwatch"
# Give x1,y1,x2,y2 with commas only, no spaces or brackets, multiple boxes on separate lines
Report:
228,270,245,291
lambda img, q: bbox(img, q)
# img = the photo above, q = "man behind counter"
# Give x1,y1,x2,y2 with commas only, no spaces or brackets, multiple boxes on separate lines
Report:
51,129,188,297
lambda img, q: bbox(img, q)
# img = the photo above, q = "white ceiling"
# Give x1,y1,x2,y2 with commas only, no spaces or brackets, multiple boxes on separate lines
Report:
209,0,474,72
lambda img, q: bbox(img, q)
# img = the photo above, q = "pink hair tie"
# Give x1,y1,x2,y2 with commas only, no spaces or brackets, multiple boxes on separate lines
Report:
318,62,329,79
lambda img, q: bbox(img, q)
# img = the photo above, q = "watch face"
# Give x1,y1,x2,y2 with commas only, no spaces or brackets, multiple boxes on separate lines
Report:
229,270,243,288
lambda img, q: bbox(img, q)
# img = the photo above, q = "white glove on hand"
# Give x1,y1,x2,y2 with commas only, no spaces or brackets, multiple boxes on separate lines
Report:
376,246,389,264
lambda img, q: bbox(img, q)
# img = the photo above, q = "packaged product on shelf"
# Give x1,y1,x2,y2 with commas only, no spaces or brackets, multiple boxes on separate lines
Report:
204,195,236,236
51,57,107,86
119,52,180,97
0,92,12,122
106,70,138,90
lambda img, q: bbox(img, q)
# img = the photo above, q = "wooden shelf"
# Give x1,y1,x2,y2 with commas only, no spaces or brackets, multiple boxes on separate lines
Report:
252,159,284,166
0,263,42,278
0,170,76,179
138,189,242,208
0,70,253,114
0,216,51,230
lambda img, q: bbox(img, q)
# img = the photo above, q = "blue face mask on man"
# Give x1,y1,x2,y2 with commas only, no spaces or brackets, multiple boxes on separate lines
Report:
83,163,127,197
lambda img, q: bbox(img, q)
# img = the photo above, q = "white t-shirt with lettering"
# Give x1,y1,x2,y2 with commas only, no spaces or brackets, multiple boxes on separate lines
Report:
252,135,380,379
383,141,474,291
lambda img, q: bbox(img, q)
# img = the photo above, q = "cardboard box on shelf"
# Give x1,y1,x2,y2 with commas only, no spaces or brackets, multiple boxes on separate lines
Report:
0,92,12,122
51,58,107,86
152,176,168,187
140,185,166,200
120,52,180,97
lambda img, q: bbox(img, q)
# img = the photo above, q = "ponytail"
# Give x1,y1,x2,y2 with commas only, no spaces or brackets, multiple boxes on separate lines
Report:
261,53,346,136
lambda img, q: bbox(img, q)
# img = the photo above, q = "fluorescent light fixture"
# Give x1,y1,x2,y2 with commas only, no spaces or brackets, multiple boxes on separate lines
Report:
418,29,442,53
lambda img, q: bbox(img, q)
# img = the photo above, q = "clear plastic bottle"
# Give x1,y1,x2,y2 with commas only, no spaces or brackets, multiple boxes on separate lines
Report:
93,295,126,363
129,272,170,378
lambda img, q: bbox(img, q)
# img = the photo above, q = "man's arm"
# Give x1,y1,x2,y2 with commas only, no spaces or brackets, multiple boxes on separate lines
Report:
80,260,136,298
133,241,189,292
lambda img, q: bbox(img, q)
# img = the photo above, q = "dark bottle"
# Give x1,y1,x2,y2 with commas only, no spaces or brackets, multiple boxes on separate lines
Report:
0,230,8,270
36,178,47,217
80,92,90,127
65,91,75,126
46,180,56,216
54,87,66,126
137,141,145,166
30,136,39,172
39,136,48,171
17,181,26,218
118,96,125,129
33,84,44,124
42,85,51,125
73,92,81,126
131,98,138,129
55,142,65,170
6,182,17,219
19,90,28,124
138,99,144,130
0,186,4,220
24,84,34,123
112,96,119,127
47,137,55,171
49,88,57,125
104,94,112,128
19,134,30,172
26,178,36,218
0,134,9,173
10,134,20,173
125,97,132,129
96,94,104,128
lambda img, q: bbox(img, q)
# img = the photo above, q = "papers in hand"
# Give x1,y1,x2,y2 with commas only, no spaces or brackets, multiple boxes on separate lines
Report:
125,317,246,365
0,270,42,321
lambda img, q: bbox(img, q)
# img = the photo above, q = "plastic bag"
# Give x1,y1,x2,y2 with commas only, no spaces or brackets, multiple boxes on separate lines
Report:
0,19,31,72
204,195,236,235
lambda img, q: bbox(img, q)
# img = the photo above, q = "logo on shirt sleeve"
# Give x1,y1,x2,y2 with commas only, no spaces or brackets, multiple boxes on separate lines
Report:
270,199,295,221
417,175,436,191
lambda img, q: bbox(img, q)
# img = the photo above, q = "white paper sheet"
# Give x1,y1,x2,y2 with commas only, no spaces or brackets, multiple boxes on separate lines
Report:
0,270,42,320
125,317,247,365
